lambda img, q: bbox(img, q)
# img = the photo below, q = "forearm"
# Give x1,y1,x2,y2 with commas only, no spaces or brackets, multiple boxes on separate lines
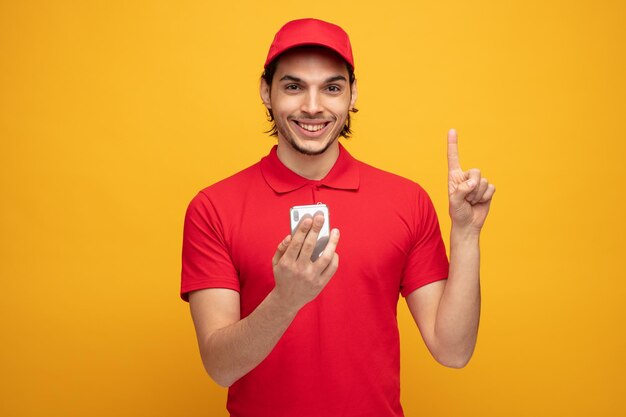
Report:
201,290,297,387
434,227,481,366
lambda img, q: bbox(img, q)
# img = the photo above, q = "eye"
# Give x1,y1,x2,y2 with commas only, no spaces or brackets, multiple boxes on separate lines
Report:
285,84,300,91
326,85,342,93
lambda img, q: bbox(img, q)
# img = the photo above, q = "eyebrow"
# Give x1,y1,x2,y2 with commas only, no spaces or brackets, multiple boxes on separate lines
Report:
279,74,348,83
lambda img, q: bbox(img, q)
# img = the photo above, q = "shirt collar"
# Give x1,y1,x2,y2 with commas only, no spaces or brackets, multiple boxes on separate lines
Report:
260,143,360,194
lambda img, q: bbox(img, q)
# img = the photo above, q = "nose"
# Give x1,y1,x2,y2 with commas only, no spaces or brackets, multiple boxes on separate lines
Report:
300,89,323,115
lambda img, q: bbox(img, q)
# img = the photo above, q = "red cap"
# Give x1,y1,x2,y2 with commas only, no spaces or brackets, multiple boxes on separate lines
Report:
264,18,354,69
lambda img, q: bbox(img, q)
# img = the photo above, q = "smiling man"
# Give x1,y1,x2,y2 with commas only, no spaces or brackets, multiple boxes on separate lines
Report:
262,46,355,155
181,18,495,417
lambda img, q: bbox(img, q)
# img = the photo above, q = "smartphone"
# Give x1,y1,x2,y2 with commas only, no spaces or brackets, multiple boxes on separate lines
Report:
290,204,330,262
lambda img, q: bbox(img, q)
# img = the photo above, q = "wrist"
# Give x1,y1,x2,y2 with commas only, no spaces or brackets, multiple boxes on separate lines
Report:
450,224,481,244
267,288,300,319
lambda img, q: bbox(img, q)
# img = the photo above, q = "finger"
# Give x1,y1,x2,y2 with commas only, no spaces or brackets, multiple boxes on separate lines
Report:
470,178,489,205
447,128,462,173
297,213,325,263
464,168,481,202
284,216,313,260
479,183,496,203
320,253,339,282
449,178,477,207
318,229,340,276
316,228,340,266
272,234,292,266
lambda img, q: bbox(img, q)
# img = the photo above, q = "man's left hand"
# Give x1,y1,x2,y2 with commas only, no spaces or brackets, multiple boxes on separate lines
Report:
447,128,496,233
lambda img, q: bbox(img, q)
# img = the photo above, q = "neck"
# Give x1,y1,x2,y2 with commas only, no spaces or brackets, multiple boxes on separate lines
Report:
276,141,340,180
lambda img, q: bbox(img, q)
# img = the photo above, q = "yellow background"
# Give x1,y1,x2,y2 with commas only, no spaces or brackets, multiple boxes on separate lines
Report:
1,0,624,416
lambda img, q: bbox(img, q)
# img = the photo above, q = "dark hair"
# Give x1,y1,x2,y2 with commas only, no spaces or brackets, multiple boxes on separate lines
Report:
261,53,358,138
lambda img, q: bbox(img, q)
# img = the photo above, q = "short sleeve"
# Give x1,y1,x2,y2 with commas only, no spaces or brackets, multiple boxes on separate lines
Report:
180,191,240,301
400,186,449,297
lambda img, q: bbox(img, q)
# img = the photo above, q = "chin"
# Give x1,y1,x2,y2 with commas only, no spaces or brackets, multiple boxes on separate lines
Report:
281,126,343,156
288,136,338,156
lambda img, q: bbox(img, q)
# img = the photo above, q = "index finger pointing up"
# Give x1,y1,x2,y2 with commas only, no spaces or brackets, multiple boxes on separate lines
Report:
447,128,462,172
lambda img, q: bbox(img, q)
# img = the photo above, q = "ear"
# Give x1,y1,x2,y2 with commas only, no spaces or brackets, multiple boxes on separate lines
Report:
260,77,271,109
349,79,358,110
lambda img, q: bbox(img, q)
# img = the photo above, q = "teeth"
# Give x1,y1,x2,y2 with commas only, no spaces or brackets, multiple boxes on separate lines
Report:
298,122,326,132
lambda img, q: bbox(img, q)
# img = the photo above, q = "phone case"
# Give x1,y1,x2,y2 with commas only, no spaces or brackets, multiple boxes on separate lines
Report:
290,204,330,261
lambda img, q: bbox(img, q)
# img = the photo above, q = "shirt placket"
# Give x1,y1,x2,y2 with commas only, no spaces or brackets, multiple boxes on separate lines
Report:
311,181,324,204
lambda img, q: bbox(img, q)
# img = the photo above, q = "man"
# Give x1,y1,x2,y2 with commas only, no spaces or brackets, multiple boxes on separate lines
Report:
181,18,495,417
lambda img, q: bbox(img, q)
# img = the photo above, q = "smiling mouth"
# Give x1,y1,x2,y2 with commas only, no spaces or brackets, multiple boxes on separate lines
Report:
293,121,330,132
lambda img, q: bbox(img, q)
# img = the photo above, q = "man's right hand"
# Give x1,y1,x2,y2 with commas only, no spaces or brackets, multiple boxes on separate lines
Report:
271,213,340,314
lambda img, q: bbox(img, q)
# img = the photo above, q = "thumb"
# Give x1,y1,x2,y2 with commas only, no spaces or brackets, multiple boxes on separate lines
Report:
272,234,292,266
449,179,477,206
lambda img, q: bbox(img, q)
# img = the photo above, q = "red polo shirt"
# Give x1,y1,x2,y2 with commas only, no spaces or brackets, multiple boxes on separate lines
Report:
181,144,449,417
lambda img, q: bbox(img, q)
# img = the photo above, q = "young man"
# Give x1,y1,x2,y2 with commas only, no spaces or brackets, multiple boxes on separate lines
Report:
181,18,495,417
